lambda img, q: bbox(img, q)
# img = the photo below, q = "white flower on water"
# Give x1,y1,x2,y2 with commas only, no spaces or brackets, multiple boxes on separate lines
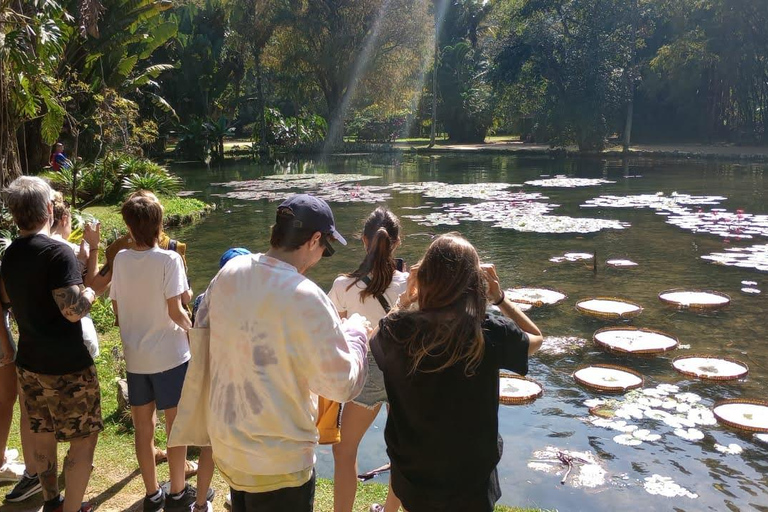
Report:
714,443,743,455
643,474,698,499
674,428,705,441
614,433,643,446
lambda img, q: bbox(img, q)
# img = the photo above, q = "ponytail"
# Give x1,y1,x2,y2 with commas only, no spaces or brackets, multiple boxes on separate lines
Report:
346,207,401,301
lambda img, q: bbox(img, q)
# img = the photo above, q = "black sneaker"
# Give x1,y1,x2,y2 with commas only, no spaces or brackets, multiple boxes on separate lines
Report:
4,472,42,502
142,488,165,512
165,483,197,510
42,494,64,512
161,481,213,501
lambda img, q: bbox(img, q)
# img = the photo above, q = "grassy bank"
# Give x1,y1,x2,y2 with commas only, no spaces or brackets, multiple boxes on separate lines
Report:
84,196,213,246
0,327,548,511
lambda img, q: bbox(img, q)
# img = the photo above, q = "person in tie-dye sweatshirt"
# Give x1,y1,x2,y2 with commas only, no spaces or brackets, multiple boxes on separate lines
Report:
196,195,369,512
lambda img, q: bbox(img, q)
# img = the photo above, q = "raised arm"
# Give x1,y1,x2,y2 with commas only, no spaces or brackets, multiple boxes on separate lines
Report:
81,222,101,289
483,264,543,355
52,284,96,323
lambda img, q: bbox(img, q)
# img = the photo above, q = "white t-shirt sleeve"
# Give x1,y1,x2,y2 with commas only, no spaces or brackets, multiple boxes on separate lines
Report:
328,277,348,314
294,283,368,403
109,254,121,302
164,252,189,299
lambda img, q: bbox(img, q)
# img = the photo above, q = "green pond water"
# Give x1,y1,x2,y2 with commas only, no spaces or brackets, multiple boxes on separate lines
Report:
168,154,768,511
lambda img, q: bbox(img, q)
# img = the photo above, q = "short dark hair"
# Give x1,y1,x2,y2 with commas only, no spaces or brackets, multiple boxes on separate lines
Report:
121,195,163,247
269,207,318,250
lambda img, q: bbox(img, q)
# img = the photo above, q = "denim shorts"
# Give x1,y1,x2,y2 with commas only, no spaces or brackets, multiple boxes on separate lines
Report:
352,351,388,408
127,361,188,410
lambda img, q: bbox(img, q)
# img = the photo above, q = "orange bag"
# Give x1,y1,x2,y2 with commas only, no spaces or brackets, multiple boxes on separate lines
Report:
316,396,342,445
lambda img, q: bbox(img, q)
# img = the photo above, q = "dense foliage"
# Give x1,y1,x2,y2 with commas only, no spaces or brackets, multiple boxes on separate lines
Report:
3,0,768,180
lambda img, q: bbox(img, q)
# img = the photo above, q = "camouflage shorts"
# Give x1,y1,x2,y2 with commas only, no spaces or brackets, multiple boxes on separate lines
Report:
17,365,104,441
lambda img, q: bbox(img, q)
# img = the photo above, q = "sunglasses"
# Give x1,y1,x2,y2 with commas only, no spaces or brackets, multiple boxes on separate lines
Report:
321,233,335,257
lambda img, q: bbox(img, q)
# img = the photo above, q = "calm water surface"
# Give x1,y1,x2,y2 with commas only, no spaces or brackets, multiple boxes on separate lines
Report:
169,155,768,511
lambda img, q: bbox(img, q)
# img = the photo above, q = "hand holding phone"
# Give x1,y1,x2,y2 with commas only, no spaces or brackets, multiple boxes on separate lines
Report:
480,263,504,304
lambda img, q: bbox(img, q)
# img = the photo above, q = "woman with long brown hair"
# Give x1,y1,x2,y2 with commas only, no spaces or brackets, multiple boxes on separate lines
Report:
328,207,405,512
371,233,543,512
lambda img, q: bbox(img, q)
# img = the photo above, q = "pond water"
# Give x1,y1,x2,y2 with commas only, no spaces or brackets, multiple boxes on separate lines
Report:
169,154,768,511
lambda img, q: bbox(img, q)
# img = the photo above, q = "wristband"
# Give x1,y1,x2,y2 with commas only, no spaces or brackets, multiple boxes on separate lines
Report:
492,291,505,306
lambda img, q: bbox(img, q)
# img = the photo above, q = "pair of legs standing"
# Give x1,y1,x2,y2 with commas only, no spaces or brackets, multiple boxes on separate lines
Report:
17,365,102,512
333,401,400,512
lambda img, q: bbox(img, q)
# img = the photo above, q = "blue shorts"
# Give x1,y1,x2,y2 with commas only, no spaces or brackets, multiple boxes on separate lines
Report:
127,362,188,410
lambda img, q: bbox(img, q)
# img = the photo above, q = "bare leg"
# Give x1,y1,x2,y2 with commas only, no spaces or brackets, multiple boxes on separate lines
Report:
332,402,382,512
195,447,214,507
19,392,36,476
162,407,187,494
62,433,98,512
32,432,59,501
131,402,159,495
0,363,17,464
383,480,400,512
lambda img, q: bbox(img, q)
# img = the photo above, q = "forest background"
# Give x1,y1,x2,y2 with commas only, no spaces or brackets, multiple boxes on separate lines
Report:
2,0,768,188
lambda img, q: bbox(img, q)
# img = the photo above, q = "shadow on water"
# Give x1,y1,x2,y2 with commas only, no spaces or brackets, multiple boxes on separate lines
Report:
170,155,768,511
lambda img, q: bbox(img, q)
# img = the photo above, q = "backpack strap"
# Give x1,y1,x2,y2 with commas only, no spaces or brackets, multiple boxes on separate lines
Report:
360,276,391,313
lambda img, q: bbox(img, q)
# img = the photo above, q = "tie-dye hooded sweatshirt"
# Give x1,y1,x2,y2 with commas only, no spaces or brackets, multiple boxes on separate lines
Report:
198,253,368,478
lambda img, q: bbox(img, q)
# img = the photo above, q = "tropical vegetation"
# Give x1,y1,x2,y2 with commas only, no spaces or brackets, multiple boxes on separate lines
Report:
2,0,768,177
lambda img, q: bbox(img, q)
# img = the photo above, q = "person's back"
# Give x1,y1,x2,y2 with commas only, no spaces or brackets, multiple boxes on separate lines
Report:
207,252,363,473
111,247,190,372
3,234,91,374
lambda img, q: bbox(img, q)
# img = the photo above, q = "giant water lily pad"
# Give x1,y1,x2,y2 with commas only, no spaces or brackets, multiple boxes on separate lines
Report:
525,176,615,188
499,373,543,405
713,399,768,432
672,355,748,380
576,298,643,320
505,287,567,307
658,289,730,311
386,181,527,200
574,365,643,392
594,327,678,355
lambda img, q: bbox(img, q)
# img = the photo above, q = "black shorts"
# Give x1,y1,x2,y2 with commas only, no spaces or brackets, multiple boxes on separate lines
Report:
127,361,188,410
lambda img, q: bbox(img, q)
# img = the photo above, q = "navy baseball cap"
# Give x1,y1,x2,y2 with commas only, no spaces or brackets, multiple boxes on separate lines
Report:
219,247,251,268
278,194,347,256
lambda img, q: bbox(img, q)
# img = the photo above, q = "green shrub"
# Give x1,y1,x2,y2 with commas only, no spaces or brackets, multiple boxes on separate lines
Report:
122,171,183,195
90,296,116,334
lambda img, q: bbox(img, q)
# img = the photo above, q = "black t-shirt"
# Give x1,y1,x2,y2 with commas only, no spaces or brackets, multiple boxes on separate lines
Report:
371,313,529,510
1,234,92,375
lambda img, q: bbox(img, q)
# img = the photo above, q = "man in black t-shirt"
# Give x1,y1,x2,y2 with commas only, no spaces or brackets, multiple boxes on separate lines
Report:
1,176,101,512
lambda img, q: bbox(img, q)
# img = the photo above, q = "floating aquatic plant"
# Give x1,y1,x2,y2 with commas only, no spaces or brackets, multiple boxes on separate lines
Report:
538,336,588,356
606,259,638,268
673,428,705,441
211,174,388,203
525,176,616,188
702,244,768,272
714,443,743,455
386,182,527,200
549,252,593,263
643,474,698,499
528,447,607,488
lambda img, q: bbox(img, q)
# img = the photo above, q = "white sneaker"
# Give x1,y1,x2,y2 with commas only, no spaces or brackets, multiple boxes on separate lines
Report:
4,448,19,463
0,461,24,483
225,491,231,507
369,505,384,512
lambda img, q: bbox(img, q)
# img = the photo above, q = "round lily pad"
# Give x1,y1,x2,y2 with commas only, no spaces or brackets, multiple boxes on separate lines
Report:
499,373,543,405
576,297,643,320
505,287,567,307
658,289,730,311
573,364,644,393
672,355,748,381
713,399,768,432
594,327,678,355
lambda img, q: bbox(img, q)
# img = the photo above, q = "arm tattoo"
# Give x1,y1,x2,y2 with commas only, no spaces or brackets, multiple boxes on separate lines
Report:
36,456,59,499
52,285,92,320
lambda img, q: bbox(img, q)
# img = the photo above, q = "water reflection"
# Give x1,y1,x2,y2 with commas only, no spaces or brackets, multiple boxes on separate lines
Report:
170,155,768,511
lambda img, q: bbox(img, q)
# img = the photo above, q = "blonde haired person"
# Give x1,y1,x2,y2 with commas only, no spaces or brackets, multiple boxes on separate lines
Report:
328,207,404,512
371,233,543,512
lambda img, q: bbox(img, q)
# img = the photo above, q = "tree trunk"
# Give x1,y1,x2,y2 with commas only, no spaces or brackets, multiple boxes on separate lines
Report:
256,53,268,153
0,58,22,187
623,0,638,154
324,88,345,150
623,86,634,153
428,0,443,148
